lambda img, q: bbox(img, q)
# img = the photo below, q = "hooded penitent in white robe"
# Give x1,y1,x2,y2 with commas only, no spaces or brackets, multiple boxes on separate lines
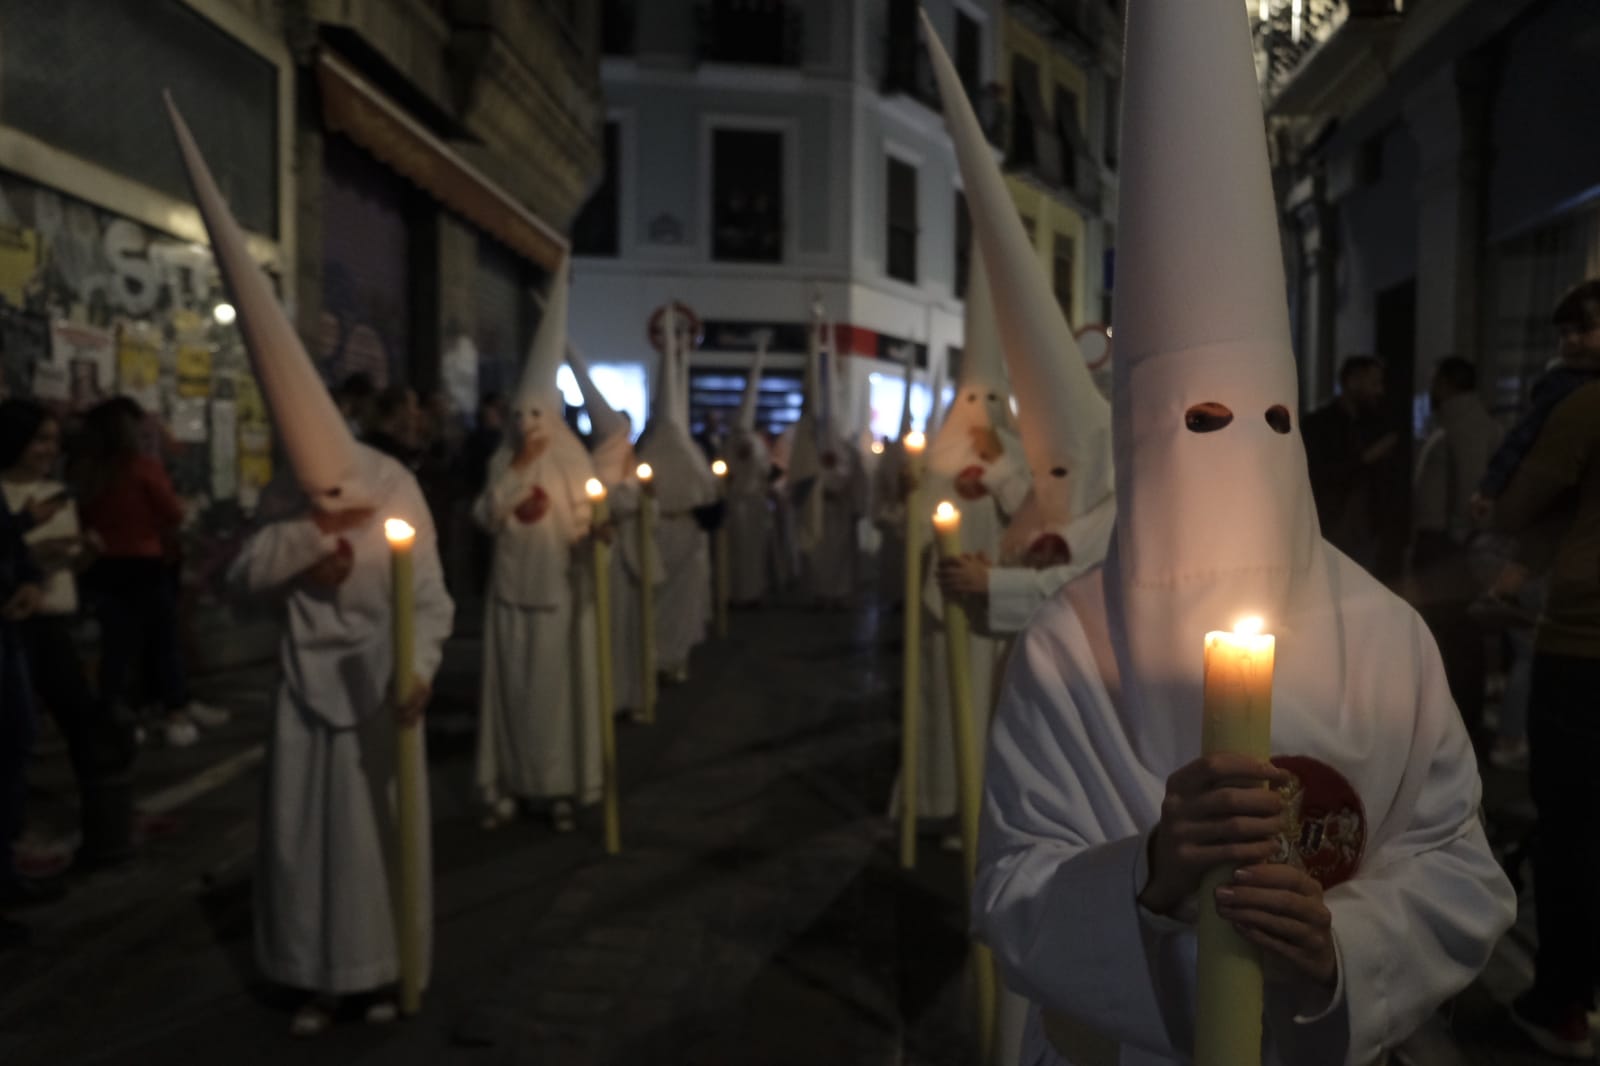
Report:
790,312,869,604
568,346,664,715
168,98,456,995
924,13,1115,661
637,309,717,674
475,263,601,804
906,248,1030,821
767,427,800,592
957,3,1516,1063
726,335,773,604
231,451,453,994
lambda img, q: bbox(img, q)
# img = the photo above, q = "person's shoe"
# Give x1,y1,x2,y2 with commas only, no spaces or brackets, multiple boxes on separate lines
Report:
0,875,67,910
479,795,517,830
183,701,231,729
364,999,399,1025
163,716,199,748
1490,739,1530,771
289,998,337,1037
1510,991,1596,1060
551,799,577,834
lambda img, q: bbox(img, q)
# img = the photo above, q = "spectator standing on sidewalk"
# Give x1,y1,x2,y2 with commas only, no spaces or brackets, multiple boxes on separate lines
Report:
0,400,136,869
1490,336,1600,1061
0,485,54,944
1301,355,1401,574
72,399,227,747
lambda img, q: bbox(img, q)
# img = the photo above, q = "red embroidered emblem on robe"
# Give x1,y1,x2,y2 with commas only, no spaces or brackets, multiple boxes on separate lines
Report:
1270,755,1366,889
514,486,550,525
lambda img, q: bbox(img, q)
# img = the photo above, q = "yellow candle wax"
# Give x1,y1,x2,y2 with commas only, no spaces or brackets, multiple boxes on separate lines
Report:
898,430,927,870
384,517,426,1016
585,479,621,854
930,498,996,1058
635,463,658,723
1194,617,1276,1066
712,459,729,639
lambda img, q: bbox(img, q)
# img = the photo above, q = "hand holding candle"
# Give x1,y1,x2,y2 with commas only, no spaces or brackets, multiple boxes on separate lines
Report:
898,430,927,871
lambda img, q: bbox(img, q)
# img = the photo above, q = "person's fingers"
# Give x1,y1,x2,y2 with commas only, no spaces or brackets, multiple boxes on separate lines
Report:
1185,814,1285,845
1216,894,1329,946
1186,786,1285,821
1170,754,1288,795
1169,838,1279,870
1231,922,1322,981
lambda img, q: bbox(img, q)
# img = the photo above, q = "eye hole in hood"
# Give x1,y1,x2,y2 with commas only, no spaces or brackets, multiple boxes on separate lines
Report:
1185,402,1234,434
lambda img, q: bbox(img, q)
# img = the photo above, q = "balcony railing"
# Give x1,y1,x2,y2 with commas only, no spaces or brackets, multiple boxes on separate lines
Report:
1252,0,1403,104
695,1,804,67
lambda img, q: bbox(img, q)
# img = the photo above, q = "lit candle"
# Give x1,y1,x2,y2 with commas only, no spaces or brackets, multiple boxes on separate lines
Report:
930,498,996,1054
898,429,929,872
635,462,658,723
711,459,729,639
870,440,886,456
1194,616,1276,1066
585,479,621,854
384,517,426,1016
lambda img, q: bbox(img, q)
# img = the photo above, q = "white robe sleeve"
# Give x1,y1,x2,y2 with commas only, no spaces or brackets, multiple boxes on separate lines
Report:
975,613,1186,1059
987,565,1073,634
472,453,523,533
227,515,337,595
1277,621,1515,1066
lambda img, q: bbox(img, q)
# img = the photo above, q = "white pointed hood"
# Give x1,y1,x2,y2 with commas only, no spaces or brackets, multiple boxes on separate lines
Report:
736,332,770,432
514,260,571,432
166,93,370,511
638,305,717,512
1106,0,1327,768
786,303,833,549
896,344,916,439
565,340,634,487
925,247,1014,479
923,14,1112,539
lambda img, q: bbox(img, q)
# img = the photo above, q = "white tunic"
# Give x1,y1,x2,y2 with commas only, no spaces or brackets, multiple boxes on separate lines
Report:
229,450,454,995
802,444,867,603
608,477,663,713
977,552,1516,1066
655,512,711,671
473,442,601,802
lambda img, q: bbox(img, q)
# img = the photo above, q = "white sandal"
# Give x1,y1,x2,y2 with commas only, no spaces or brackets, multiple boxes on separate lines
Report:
365,999,399,1025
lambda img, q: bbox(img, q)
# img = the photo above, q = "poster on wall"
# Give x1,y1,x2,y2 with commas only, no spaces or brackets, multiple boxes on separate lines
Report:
116,321,163,411
50,320,114,412
176,342,213,399
0,224,40,309
235,375,272,511
210,398,238,501
170,395,209,444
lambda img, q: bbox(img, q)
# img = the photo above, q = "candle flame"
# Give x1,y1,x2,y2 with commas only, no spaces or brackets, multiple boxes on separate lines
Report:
933,500,957,523
870,440,885,455
384,518,416,546
636,462,653,482
1234,616,1265,637
585,478,606,500
904,431,926,454
711,459,728,477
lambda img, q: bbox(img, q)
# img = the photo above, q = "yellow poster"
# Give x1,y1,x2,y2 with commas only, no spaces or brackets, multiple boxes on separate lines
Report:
116,322,162,410
0,224,40,308
176,342,212,398
235,375,273,509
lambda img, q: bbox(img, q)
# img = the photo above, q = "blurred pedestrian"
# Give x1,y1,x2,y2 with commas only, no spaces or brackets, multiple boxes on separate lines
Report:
334,372,376,440
364,386,422,469
459,392,507,592
73,398,226,747
0,485,55,944
1301,354,1401,572
1408,357,1502,741
0,400,135,869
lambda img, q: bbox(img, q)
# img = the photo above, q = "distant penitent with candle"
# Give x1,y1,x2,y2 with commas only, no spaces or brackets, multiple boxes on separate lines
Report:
950,0,1516,1063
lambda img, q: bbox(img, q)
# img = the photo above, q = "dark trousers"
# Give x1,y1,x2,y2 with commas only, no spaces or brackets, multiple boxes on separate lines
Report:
1419,600,1488,740
0,630,34,884
91,558,187,714
1528,652,1600,1009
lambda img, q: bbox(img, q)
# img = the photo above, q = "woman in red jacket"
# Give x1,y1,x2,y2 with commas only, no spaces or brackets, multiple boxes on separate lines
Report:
75,399,226,748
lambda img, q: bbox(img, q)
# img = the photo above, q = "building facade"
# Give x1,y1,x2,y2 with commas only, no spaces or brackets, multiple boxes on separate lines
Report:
0,0,603,666
570,0,1120,444
1257,0,1600,422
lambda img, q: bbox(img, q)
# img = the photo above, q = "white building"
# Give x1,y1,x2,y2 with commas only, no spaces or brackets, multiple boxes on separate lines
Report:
567,0,1014,444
